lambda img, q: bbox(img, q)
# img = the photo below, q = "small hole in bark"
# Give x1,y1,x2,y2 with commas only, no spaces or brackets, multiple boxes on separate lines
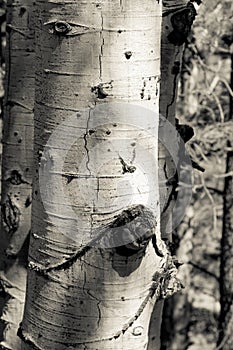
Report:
14,131,18,136
25,196,32,208
113,123,117,127
131,142,136,147
19,7,26,16
18,138,22,143
25,167,29,172
125,51,132,59
106,130,111,135
118,30,122,34
89,130,95,135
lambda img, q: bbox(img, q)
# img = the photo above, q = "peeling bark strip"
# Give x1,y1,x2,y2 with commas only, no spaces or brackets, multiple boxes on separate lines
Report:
0,0,35,348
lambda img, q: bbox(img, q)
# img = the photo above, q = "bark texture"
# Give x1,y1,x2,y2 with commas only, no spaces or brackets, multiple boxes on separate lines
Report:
19,1,178,350
0,1,34,349
148,2,186,349
217,146,233,350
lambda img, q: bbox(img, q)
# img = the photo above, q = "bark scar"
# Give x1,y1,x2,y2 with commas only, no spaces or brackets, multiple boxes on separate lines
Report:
1,195,20,234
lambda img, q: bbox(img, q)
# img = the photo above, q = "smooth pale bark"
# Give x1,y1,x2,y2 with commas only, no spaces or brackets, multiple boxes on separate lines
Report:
0,1,34,349
19,1,179,350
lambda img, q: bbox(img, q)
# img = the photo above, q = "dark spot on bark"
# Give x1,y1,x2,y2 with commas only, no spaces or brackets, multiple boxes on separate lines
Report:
106,130,111,135
125,51,132,59
148,95,151,100
66,175,74,184
7,170,26,185
77,113,81,118
118,30,122,34
121,296,125,301
172,61,180,74
113,123,117,127
35,191,38,195
165,25,169,30
25,167,29,172
18,138,22,143
19,7,26,16
89,129,95,135
25,196,32,208
80,300,83,304
108,149,111,152
14,131,18,136
91,83,111,99
131,142,136,147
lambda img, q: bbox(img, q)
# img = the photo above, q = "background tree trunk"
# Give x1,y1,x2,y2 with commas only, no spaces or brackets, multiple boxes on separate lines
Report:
218,39,233,350
0,0,34,349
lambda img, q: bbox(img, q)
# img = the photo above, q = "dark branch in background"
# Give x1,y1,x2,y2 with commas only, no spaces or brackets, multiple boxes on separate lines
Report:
188,261,219,282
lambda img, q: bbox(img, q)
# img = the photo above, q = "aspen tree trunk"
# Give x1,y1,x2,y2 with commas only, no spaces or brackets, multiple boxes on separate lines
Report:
149,1,187,349
218,45,233,350
20,1,182,350
152,1,200,349
0,1,34,349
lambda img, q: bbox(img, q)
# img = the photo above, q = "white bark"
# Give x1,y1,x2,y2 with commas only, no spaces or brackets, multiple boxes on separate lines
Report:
0,1,34,349
19,1,174,350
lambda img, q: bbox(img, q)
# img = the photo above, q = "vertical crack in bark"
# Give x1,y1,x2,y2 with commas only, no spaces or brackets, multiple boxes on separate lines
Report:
99,13,104,80
165,50,181,118
83,110,91,175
